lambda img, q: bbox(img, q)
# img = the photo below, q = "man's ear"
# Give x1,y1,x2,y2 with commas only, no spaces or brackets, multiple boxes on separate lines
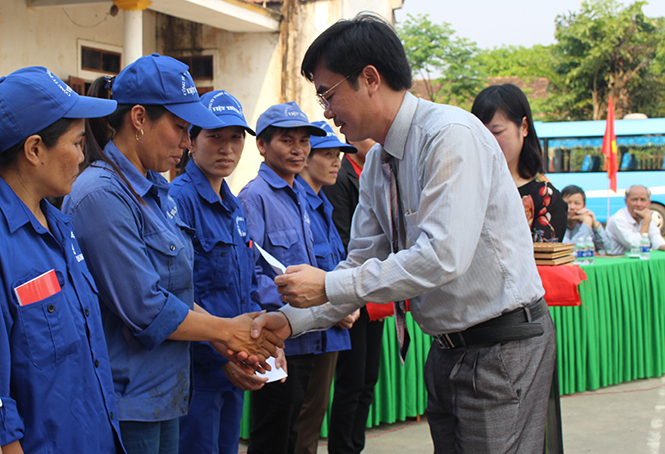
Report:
22,134,47,167
256,138,267,157
361,65,381,96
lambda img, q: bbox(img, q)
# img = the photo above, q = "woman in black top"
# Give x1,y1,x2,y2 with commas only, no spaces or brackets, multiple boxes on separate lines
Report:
472,84,567,242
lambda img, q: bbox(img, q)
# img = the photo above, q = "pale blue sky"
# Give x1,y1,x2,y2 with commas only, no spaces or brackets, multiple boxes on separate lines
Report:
394,0,665,49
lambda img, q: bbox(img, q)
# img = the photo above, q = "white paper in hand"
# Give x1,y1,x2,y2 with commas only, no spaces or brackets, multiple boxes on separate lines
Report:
256,356,288,383
255,243,287,275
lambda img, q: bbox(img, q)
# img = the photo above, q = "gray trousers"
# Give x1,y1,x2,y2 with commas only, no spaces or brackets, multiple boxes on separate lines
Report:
424,313,556,454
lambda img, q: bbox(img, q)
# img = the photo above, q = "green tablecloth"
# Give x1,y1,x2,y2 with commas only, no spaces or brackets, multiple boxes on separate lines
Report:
239,250,665,437
550,250,665,395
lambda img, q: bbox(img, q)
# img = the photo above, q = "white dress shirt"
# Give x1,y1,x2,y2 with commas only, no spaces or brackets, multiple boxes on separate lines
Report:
283,92,544,336
606,207,665,255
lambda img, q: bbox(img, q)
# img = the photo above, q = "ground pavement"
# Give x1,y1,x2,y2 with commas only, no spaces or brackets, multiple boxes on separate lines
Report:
238,374,665,453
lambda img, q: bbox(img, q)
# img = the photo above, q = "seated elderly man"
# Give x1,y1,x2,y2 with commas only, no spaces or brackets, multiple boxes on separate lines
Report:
606,184,665,255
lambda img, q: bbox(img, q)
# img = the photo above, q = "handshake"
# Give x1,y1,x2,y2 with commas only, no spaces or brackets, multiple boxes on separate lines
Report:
225,264,332,373
220,311,291,375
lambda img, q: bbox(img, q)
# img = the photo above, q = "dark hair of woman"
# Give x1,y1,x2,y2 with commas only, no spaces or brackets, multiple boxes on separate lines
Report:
175,148,190,177
0,117,75,168
471,84,544,180
256,125,281,145
83,75,169,205
0,118,79,210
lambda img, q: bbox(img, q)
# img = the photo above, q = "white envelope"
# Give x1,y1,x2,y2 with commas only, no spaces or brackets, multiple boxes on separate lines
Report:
255,243,287,275
256,356,288,383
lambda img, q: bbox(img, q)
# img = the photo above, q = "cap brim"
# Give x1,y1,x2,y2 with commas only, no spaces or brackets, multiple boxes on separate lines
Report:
270,120,327,137
311,138,358,153
166,102,227,129
63,96,118,119
215,115,256,136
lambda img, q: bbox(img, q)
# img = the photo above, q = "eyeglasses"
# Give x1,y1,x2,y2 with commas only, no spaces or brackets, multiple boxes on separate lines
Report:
316,69,361,110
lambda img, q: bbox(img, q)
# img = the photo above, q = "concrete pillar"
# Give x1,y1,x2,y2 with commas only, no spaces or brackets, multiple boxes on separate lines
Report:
113,0,153,68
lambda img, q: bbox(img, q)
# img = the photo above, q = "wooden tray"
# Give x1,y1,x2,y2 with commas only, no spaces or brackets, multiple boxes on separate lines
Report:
535,249,576,259
533,243,575,253
535,255,575,266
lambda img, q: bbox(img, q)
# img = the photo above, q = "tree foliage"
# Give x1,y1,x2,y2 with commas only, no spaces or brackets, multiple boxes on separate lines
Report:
475,45,554,81
398,14,484,109
396,1,665,121
551,0,665,120
475,45,562,119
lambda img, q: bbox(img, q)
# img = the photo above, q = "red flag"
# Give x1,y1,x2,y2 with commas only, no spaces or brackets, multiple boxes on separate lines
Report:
601,97,618,192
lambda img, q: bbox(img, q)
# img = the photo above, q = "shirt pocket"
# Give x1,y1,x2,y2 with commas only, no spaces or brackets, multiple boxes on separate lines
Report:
16,272,81,370
267,227,300,267
144,228,191,294
81,269,99,295
175,217,195,264
314,241,334,271
196,238,235,292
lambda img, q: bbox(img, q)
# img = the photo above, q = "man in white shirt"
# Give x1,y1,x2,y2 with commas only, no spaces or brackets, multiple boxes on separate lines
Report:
251,14,556,453
606,185,665,255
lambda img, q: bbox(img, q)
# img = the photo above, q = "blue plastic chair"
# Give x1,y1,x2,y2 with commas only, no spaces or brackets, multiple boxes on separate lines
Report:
620,153,637,170
581,155,592,171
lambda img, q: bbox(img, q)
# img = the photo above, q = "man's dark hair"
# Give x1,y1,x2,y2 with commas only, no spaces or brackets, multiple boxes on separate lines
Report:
301,13,412,92
257,125,282,145
561,185,586,203
471,83,544,180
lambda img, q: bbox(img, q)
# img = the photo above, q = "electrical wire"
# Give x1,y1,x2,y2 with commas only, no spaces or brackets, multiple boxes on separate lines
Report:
62,8,110,28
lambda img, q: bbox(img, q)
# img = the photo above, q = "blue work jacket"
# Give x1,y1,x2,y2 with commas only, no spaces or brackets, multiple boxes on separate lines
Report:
63,141,194,422
238,163,327,356
170,160,262,391
0,178,124,453
296,175,351,353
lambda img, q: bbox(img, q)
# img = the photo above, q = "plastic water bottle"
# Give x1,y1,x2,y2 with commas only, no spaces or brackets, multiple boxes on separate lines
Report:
581,237,590,265
585,236,595,265
640,233,651,260
574,237,585,265
630,239,640,257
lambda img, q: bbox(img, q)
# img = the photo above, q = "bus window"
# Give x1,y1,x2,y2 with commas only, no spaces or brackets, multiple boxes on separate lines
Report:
535,118,665,234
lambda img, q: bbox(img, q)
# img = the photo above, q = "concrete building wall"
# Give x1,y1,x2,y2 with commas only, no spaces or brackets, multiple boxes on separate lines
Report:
0,0,147,80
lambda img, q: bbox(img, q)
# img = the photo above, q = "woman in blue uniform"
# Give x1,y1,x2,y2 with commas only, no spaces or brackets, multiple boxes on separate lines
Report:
0,67,123,453
170,90,285,454
62,55,284,454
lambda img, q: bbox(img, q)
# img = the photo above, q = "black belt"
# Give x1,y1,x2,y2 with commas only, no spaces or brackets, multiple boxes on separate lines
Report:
433,298,548,350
